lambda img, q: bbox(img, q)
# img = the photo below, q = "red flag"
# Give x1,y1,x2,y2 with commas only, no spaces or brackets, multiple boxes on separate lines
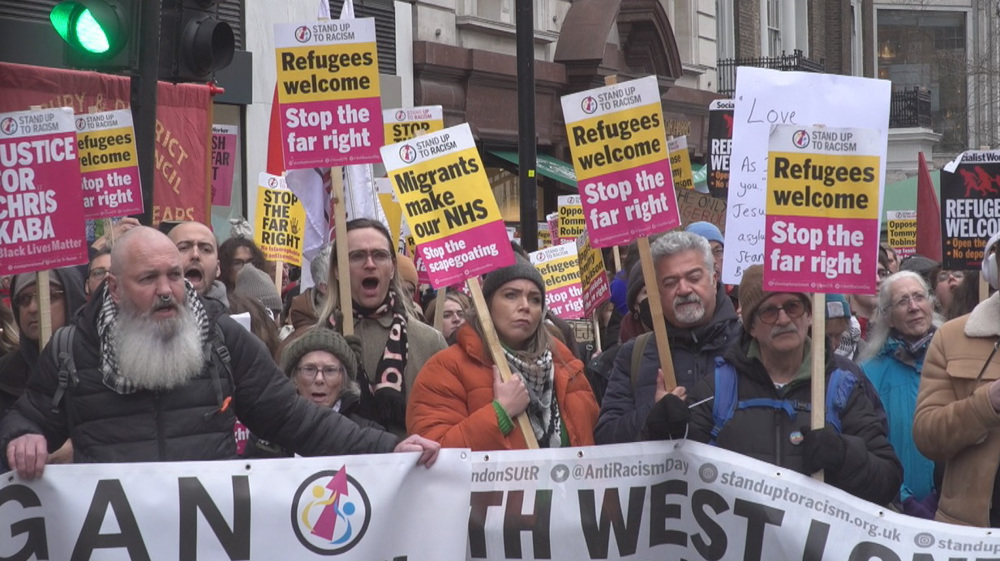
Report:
915,151,942,261
266,86,284,175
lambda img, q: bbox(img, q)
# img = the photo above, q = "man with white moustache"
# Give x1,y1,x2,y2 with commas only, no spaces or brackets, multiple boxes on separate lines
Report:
595,230,741,444
2,227,440,479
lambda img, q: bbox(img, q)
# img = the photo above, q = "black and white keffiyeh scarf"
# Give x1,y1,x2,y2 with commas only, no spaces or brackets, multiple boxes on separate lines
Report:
97,282,209,395
503,347,561,448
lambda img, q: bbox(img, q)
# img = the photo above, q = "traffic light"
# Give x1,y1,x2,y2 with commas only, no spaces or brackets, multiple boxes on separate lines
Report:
49,0,138,71
160,0,235,82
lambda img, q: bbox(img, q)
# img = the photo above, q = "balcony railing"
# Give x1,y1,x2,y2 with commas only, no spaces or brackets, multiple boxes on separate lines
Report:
716,49,825,96
889,87,932,128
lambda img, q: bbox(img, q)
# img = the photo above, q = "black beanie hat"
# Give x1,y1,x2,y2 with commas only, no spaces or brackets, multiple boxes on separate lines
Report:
482,255,546,301
625,262,646,312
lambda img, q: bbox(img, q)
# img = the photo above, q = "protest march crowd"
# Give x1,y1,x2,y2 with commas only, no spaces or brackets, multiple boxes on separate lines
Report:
4,209,1000,530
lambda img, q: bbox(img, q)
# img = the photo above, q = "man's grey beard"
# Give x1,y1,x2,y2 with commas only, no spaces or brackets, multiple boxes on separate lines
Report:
114,296,203,391
673,294,706,325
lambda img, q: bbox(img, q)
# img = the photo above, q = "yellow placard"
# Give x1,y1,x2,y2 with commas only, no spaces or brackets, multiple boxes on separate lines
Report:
77,127,137,173
538,223,552,248
383,106,445,144
378,192,402,248
766,152,881,220
667,136,694,190
539,254,581,290
254,177,306,266
275,43,380,104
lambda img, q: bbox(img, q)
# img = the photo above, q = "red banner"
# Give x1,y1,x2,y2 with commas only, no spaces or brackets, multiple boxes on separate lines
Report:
0,62,212,227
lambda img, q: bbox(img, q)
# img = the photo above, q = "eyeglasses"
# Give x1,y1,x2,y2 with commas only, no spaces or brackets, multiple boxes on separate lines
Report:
15,288,65,308
348,249,392,266
877,268,890,279
711,247,724,257
296,365,345,379
89,268,109,280
936,270,965,284
891,292,929,311
756,299,808,325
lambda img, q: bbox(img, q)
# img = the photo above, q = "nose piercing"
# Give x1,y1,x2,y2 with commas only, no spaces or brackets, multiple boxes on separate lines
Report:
159,294,171,302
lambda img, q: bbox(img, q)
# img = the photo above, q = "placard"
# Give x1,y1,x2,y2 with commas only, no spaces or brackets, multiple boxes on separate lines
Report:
764,125,882,294
381,123,515,288
886,209,916,260
530,242,585,320
557,194,584,240
707,99,734,199
577,230,611,316
211,124,238,206
274,19,383,169
0,107,87,274
561,76,680,247
75,109,143,218
382,105,444,144
724,68,890,283
538,222,552,249
676,188,727,232
667,135,694,190
938,151,1000,270
254,172,306,266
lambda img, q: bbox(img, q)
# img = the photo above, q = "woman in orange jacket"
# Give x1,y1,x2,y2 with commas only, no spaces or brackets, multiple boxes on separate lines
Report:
406,256,599,450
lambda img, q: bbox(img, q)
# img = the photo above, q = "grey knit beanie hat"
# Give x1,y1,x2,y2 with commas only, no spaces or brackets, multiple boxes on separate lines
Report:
482,255,546,301
280,328,358,382
234,264,283,311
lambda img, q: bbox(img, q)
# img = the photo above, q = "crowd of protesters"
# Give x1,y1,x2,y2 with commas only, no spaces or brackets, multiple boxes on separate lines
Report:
1,216,999,528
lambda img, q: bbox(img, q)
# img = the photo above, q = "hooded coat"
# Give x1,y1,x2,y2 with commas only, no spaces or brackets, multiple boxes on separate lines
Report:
0,268,87,418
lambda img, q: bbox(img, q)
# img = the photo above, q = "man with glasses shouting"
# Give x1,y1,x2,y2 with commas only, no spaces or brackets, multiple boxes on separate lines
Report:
642,264,902,506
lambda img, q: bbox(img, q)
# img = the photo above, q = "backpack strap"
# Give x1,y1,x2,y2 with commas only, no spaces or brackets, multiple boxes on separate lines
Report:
824,368,859,433
204,323,234,418
709,357,738,445
629,332,655,394
50,325,78,413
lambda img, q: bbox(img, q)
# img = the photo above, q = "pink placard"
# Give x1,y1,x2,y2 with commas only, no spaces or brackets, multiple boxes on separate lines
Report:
212,125,237,206
580,159,679,247
417,220,515,288
0,108,88,275
763,215,879,295
80,166,142,219
546,284,585,320
280,97,383,169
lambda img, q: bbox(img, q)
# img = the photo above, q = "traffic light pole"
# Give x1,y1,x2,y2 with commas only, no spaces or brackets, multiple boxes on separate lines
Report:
132,0,160,226
516,0,537,252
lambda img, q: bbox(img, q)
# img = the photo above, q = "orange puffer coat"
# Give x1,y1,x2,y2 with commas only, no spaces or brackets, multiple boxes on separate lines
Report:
406,324,598,450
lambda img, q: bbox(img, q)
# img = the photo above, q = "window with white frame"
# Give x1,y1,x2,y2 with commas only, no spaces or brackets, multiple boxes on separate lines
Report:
766,0,781,56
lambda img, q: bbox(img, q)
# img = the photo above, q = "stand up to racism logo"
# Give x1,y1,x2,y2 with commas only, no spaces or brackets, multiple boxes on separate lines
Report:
291,467,372,555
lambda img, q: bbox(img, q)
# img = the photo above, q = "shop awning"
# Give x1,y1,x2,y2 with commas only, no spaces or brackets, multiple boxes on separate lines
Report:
490,151,577,189
882,170,941,224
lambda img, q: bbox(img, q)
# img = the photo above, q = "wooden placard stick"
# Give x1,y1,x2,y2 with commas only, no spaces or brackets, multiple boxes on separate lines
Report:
592,311,603,353
331,168,354,335
274,260,283,297
810,292,827,482
467,279,539,449
434,288,445,332
28,105,54,348
638,237,677,389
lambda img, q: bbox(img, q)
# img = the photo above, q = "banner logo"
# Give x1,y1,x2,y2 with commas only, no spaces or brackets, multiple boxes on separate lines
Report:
792,130,810,148
913,533,935,548
0,117,17,135
581,96,598,115
399,144,417,164
291,468,372,555
395,109,406,121
294,26,312,42
268,176,280,188
75,117,87,131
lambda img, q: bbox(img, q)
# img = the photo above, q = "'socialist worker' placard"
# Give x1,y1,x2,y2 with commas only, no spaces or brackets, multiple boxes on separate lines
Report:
381,123,515,288
764,125,882,294
557,194,584,240
211,124,238,207
0,107,87,275
530,242,585,320
75,109,143,219
274,19,383,169
561,75,680,248
383,106,444,144
254,172,305,267
707,99,734,199
939,151,1000,270
577,230,611,316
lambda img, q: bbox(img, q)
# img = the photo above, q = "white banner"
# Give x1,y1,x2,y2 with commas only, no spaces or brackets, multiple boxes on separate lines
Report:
468,441,998,561
0,450,470,561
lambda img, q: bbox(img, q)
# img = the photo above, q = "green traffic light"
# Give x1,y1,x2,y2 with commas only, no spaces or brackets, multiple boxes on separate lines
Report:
50,1,121,56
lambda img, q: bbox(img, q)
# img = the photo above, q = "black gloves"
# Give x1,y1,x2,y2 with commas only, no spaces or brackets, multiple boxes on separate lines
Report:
643,394,690,440
801,425,846,474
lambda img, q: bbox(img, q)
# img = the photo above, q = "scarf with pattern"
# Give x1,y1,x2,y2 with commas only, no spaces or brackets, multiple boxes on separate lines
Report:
98,282,208,395
354,290,409,430
503,347,561,448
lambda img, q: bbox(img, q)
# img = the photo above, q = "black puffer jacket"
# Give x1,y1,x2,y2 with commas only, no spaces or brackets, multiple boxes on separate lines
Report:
645,332,902,506
594,282,741,444
0,292,398,462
